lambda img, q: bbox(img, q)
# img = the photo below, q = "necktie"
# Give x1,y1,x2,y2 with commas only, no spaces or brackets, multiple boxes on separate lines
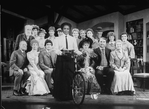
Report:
101,48,107,66
65,35,68,49
102,49,105,55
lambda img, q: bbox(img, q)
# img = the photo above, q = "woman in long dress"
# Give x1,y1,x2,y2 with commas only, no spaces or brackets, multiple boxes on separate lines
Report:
26,39,50,95
110,40,135,95
77,38,100,94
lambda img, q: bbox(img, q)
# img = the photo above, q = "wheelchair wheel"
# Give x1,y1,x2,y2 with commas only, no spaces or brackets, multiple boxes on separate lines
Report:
72,72,86,105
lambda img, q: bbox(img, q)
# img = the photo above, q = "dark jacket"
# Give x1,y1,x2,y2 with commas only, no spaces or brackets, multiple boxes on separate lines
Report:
14,33,34,52
39,49,57,71
93,47,111,68
9,49,29,76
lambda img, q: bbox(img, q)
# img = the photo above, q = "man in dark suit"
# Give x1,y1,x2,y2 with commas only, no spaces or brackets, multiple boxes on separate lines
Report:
14,24,34,52
39,40,57,90
9,41,30,96
93,37,114,94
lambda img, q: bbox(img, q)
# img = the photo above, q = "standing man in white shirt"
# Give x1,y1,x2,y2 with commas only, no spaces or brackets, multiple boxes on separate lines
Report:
53,22,82,101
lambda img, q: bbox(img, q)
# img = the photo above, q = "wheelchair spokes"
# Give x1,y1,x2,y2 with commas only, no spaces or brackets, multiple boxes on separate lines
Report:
72,72,86,105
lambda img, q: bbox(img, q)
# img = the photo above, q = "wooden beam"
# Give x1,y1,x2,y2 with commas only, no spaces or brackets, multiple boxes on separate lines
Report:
54,14,62,25
47,5,78,23
69,6,88,17
2,9,31,20
87,5,102,12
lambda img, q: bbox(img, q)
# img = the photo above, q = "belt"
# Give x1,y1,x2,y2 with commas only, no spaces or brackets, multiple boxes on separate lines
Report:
61,50,74,54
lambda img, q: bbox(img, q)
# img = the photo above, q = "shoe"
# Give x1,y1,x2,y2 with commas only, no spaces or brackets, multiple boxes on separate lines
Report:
13,90,21,96
105,88,112,95
100,89,106,94
123,91,135,96
19,88,28,95
116,91,124,95
49,88,54,94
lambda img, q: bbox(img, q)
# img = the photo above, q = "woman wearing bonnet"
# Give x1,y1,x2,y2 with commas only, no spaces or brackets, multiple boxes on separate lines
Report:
77,38,100,95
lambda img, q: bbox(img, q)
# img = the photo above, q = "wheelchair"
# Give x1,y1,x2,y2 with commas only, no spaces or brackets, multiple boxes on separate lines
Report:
61,50,86,105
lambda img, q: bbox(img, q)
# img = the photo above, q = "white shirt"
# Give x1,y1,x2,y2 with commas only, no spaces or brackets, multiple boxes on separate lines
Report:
54,34,82,55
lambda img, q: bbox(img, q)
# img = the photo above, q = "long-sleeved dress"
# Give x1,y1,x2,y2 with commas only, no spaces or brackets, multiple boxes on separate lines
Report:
26,51,50,95
110,50,135,94
77,49,100,94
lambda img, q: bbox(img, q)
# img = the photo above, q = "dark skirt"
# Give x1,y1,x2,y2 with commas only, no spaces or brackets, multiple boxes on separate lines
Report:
53,55,75,100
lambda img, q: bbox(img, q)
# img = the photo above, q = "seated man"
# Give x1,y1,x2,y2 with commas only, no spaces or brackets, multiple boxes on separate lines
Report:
39,39,57,91
9,41,30,96
93,37,115,94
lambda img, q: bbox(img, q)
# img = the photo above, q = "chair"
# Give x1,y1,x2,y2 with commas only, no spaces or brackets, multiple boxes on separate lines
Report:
2,61,14,84
132,60,149,91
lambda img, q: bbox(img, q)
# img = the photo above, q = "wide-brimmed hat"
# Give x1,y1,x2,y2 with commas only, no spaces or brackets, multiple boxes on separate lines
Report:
38,28,47,34
32,25,39,30
79,37,93,49
57,28,62,32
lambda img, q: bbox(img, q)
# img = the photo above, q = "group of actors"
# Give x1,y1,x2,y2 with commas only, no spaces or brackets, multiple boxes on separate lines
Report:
9,21,136,101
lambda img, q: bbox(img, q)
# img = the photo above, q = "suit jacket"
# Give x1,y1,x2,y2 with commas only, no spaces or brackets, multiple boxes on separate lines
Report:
9,49,29,76
39,49,57,71
14,33,34,52
110,50,130,70
93,47,111,68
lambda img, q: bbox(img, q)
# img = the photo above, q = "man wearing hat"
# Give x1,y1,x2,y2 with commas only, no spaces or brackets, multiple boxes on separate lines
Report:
96,27,103,41
39,39,57,91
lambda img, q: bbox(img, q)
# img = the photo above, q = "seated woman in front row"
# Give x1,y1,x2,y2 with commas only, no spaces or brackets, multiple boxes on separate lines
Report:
77,38,100,95
110,40,135,95
26,39,50,95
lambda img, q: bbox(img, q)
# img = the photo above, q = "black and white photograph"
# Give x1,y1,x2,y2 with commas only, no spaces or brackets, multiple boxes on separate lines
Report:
1,3,149,109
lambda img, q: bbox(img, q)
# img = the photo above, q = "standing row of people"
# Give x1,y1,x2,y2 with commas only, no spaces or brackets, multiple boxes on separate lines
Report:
9,22,136,101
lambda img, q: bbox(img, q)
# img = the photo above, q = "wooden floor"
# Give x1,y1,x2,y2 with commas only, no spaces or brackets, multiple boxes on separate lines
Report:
2,82,149,106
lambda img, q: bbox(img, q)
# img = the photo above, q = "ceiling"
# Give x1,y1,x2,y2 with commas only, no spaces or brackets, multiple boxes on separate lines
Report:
2,4,149,24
